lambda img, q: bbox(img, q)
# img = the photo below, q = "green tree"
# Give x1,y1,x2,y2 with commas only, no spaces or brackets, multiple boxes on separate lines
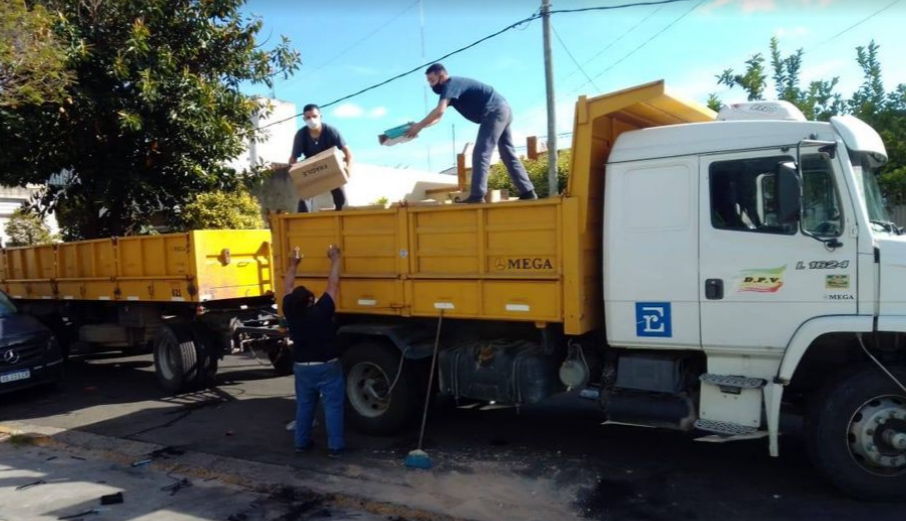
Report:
0,0,72,108
711,38,906,204
180,188,265,231
0,0,300,239
487,150,570,199
4,207,54,247
715,37,843,121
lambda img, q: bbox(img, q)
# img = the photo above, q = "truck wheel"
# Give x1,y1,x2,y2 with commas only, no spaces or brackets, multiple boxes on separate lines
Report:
806,365,906,501
153,323,199,394
268,342,294,376
342,342,417,436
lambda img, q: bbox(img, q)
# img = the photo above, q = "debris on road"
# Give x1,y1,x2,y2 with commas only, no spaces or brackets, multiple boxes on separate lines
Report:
161,477,192,496
58,508,100,520
100,492,124,505
16,479,45,491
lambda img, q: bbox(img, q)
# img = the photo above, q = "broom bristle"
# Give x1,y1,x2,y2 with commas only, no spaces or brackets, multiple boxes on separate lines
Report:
404,449,432,469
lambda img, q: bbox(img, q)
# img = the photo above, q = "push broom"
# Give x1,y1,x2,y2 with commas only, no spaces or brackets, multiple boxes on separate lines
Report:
404,310,444,469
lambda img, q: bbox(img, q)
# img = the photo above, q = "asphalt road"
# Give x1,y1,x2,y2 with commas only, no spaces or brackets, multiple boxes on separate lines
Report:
0,351,902,521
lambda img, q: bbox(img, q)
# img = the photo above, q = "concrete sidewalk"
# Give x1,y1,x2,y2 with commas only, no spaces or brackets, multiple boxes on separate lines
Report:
0,422,578,521
0,432,386,521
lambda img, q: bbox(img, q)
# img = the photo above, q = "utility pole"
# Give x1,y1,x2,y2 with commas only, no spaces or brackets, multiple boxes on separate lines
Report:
541,0,558,197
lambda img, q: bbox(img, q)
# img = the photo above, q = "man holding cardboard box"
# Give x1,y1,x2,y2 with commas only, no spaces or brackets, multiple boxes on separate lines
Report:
406,63,537,204
288,104,353,212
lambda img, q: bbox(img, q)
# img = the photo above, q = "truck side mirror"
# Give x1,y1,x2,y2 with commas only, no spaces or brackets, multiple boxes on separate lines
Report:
776,162,801,225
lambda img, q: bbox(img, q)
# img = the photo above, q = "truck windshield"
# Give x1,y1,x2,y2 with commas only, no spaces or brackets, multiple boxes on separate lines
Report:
850,151,898,235
0,292,18,317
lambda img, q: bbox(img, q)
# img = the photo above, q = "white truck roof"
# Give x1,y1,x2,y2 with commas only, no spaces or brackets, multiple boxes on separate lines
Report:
607,120,833,164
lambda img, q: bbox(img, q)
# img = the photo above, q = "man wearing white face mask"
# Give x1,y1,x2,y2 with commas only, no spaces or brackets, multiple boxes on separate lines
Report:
288,104,353,212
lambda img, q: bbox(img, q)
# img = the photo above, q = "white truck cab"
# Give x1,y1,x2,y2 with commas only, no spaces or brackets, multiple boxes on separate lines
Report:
603,101,906,500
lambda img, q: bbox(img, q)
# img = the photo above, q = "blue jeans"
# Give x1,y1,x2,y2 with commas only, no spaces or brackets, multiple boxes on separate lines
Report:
471,102,535,198
294,360,346,451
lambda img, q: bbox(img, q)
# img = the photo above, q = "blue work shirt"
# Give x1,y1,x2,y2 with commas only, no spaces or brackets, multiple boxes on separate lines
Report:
438,76,506,124
291,123,347,161
283,293,339,363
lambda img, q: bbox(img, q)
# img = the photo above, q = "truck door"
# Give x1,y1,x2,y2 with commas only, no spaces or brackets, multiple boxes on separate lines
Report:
699,149,858,359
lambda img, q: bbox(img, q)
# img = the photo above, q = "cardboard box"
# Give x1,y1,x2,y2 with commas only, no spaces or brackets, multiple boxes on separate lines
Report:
288,147,348,199
378,123,415,147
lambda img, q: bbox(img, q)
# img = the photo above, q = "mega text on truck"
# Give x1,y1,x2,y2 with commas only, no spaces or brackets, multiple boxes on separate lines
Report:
5,81,905,501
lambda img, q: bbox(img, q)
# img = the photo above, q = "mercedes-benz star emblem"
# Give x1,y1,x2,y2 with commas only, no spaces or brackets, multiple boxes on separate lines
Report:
3,350,19,365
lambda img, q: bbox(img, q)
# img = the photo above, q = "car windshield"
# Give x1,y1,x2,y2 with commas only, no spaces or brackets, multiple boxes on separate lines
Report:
0,292,18,317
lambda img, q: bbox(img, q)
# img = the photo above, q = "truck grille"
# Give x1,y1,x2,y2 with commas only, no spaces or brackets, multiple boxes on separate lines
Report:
0,342,45,369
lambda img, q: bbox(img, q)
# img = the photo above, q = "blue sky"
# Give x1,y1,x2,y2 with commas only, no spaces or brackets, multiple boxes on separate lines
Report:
241,0,906,172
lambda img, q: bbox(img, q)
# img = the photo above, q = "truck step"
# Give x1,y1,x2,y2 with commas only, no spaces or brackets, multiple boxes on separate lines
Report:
700,374,766,390
694,419,759,436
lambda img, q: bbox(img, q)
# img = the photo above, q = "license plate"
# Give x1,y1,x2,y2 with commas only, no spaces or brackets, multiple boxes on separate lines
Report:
0,369,30,384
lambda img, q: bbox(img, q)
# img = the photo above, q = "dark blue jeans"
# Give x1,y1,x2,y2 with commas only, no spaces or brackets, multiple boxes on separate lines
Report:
471,102,535,199
294,360,346,451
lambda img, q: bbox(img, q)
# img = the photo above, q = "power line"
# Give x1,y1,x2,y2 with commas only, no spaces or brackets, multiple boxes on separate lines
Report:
311,0,419,73
804,0,902,54
280,0,420,91
552,22,600,92
259,0,693,131
570,0,705,94
561,4,665,81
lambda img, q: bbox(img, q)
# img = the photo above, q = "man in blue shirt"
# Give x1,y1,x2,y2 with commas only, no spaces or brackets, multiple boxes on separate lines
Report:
406,63,537,203
288,104,353,212
283,244,346,457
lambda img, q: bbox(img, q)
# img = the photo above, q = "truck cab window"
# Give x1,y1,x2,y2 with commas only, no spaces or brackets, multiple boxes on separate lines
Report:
801,154,843,238
710,155,796,235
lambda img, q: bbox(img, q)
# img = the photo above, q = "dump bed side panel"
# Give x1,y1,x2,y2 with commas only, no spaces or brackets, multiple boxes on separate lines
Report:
272,199,580,328
272,209,405,315
408,203,561,279
190,230,273,302
56,239,117,300
116,233,194,302
4,245,55,300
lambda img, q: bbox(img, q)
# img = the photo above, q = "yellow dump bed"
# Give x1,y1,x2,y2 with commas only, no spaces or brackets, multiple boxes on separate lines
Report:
272,80,714,336
271,198,595,333
1,230,273,303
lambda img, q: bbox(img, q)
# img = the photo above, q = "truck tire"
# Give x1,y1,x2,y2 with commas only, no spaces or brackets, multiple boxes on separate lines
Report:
153,323,200,394
268,342,294,376
342,342,418,436
806,365,906,501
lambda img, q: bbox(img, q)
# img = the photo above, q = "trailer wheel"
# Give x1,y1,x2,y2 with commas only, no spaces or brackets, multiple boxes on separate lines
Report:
153,323,200,394
806,365,906,501
342,342,418,436
268,342,294,376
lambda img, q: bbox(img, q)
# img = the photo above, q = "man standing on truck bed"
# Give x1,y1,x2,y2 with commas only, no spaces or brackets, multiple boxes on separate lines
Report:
288,104,353,212
406,63,537,203
283,245,346,457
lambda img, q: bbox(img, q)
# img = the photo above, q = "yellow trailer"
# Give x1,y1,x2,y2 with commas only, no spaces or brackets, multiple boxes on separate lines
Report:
3,230,273,303
4,230,278,392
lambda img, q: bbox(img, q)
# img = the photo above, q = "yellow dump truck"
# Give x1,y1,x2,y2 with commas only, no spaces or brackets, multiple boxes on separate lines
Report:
5,81,905,499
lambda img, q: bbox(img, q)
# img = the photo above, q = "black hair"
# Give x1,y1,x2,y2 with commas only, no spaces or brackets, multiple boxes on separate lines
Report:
425,63,446,75
302,104,320,113
284,285,315,318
